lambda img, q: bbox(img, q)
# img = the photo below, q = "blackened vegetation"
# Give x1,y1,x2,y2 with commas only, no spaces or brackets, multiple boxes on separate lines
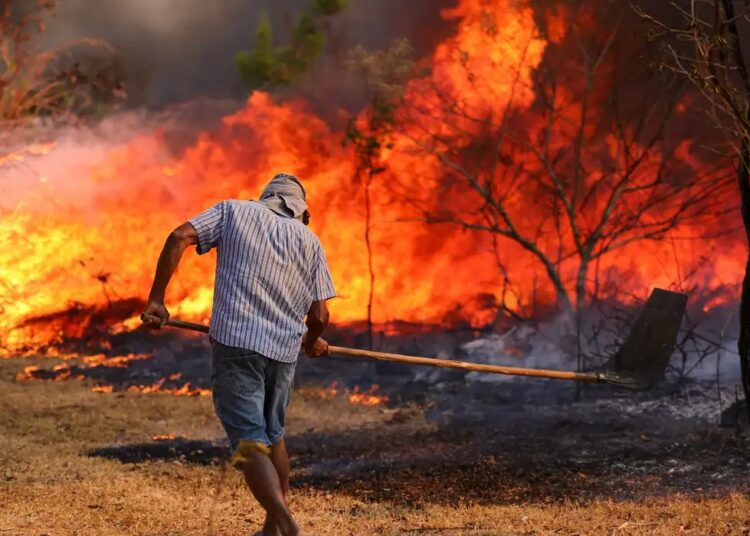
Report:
10,298,143,355
90,438,229,466
292,399,748,505
88,380,750,505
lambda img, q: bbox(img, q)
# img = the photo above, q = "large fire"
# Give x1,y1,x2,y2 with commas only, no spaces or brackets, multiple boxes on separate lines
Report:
0,0,744,359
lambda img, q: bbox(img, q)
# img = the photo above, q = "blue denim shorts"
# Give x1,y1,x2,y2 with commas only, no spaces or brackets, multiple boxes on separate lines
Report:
210,339,296,450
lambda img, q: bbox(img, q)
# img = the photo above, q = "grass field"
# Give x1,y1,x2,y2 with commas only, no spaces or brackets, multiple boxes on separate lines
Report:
1,356,749,535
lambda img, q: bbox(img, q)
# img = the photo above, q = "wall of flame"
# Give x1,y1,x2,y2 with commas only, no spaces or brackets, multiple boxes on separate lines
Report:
0,0,744,354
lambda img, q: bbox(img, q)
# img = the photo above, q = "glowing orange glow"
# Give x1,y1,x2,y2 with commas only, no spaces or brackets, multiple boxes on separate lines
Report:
15,365,42,381
127,373,210,397
308,382,388,406
0,0,743,363
81,353,151,367
310,382,339,400
16,364,84,382
152,434,181,441
347,385,389,406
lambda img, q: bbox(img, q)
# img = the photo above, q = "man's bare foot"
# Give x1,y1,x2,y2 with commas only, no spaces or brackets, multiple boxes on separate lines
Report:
258,516,280,536
255,527,306,536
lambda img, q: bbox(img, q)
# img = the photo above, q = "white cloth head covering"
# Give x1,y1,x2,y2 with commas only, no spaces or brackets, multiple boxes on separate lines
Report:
259,173,308,219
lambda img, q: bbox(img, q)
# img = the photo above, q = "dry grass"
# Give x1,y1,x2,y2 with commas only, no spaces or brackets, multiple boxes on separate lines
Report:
1,357,749,536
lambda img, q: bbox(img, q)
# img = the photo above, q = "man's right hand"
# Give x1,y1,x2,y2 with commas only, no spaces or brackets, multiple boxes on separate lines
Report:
141,301,170,329
304,336,329,358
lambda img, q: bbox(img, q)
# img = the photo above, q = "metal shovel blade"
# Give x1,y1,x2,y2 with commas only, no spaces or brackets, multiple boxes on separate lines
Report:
599,288,687,390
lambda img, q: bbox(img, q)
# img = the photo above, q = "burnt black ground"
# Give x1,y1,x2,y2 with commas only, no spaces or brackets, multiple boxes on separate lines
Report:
68,327,750,510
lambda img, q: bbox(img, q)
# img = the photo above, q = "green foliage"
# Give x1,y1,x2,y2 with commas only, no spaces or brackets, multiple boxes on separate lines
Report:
236,15,279,88
343,39,415,175
235,0,347,90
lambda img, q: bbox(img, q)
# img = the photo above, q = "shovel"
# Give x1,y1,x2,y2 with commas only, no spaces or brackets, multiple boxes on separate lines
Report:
141,288,687,390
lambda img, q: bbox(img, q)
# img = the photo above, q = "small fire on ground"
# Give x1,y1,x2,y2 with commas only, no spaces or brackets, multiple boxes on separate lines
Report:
15,353,151,383
152,434,185,441
15,357,388,406
308,382,389,407
125,373,210,397
15,354,210,397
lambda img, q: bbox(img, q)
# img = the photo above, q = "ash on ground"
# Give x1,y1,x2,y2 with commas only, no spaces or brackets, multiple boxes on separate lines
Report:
54,323,750,504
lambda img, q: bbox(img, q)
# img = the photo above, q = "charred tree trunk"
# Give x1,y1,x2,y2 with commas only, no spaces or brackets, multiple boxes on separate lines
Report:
737,144,750,420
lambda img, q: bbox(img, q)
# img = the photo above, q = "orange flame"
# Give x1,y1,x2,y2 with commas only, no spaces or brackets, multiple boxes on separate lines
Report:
15,365,42,381
310,382,339,401
152,434,182,441
14,353,210,397
347,385,389,407
126,373,210,397
0,0,742,357
16,363,85,382
308,382,389,406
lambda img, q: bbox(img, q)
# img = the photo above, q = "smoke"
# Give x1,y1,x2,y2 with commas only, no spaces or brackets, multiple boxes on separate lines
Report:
39,0,454,111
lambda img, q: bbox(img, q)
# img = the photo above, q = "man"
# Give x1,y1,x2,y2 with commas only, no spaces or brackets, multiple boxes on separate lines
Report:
141,173,335,536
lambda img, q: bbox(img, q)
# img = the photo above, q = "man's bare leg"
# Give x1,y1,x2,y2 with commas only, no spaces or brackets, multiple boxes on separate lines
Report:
261,440,291,536
240,449,302,536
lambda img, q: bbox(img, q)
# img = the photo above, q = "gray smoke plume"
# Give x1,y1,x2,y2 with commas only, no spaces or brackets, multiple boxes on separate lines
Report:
39,0,454,111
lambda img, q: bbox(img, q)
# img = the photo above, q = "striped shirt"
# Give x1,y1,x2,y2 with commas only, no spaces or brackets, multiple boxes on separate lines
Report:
188,200,336,363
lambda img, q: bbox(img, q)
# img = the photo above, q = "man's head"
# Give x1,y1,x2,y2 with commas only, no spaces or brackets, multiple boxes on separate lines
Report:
259,173,310,224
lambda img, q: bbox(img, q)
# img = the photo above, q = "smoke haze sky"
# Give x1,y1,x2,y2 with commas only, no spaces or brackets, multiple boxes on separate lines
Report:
40,0,453,110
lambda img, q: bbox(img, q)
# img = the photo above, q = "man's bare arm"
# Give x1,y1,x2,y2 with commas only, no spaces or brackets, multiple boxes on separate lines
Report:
142,222,198,327
303,300,330,357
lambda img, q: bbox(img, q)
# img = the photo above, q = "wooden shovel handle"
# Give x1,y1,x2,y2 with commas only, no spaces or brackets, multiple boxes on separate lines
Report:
140,315,209,333
329,345,602,382
141,316,602,383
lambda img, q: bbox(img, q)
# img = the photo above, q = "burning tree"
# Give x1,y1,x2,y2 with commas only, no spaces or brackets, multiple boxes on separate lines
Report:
344,39,415,348
632,0,750,417
385,3,730,323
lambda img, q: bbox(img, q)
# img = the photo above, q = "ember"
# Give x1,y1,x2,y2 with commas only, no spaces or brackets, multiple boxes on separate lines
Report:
348,385,389,407
152,434,183,441
309,383,389,407
311,382,339,401
16,364,84,382
14,353,152,383
126,373,210,397
13,353,211,397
